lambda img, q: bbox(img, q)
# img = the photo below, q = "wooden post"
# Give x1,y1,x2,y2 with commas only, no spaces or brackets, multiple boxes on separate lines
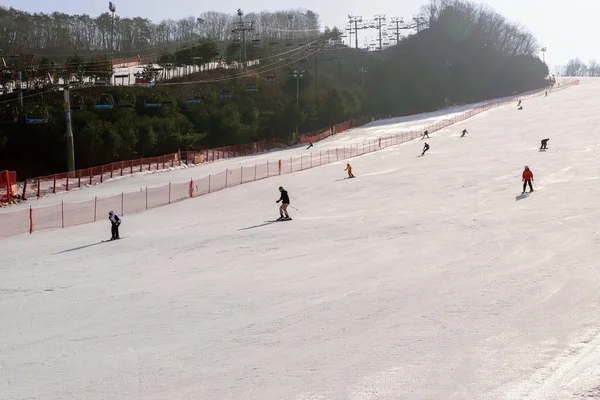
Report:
145,187,148,210
208,175,211,193
53,175,57,194
29,206,33,234
225,169,228,187
94,197,97,222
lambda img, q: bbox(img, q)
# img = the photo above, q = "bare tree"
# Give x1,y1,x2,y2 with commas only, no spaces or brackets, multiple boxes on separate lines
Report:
588,60,600,77
564,58,587,76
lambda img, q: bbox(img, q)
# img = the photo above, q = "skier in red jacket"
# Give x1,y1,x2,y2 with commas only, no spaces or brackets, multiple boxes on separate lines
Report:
522,166,534,194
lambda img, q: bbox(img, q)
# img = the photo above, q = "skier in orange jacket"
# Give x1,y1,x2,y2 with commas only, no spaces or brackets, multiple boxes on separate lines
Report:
345,163,355,178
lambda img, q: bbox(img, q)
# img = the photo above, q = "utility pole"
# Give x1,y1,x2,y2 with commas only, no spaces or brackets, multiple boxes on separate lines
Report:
8,55,24,112
348,15,364,49
541,47,547,64
232,9,254,69
389,17,403,44
446,61,452,106
412,16,426,33
312,41,325,89
293,69,304,138
60,70,75,173
374,15,386,51
359,67,367,94
109,2,116,75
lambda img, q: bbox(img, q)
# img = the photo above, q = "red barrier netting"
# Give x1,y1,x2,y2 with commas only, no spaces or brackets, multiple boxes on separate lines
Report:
21,152,181,200
0,208,30,238
0,170,17,203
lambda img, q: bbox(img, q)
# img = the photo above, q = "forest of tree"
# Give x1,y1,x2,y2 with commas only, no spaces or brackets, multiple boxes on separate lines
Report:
0,6,319,58
0,0,549,179
559,58,600,77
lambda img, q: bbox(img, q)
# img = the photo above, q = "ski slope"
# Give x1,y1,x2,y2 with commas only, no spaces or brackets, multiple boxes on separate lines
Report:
2,79,600,399
0,96,515,214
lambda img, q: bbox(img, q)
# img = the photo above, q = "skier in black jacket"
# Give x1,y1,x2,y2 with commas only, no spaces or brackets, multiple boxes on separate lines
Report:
276,186,291,220
108,211,121,240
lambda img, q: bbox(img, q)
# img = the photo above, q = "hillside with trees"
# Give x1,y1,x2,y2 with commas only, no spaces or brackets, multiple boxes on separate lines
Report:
0,0,549,178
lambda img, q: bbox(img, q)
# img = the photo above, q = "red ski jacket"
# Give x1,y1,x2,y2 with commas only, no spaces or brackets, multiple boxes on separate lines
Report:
522,170,533,180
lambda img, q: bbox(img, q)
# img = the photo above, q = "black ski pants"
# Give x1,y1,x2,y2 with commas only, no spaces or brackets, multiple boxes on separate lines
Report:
523,179,533,193
111,224,120,239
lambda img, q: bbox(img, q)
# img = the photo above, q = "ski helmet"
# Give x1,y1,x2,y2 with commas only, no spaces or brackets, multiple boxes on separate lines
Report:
524,166,529,170
109,211,114,215
278,186,283,191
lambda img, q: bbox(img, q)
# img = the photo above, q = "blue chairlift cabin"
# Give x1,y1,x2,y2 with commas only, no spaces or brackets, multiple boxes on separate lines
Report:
244,83,258,92
143,94,162,108
117,93,135,108
25,104,49,124
94,93,115,109
0,103,19,123
71,94,85,110
185,95,206,104
218,89,233,99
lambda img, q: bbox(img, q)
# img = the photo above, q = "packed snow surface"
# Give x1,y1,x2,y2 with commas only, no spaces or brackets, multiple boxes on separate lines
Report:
2,80,600,399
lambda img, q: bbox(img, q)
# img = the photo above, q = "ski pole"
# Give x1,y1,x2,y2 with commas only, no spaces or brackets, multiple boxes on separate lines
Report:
533,180,538,189
289,205,299,211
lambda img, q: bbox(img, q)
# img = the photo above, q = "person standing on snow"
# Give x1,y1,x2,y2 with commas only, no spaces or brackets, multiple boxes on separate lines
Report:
422,130,429,139
108,211,121,240
522,166,534,194
421,142,430,156
540,138,549,150
345,163,355,178
276,186,291,220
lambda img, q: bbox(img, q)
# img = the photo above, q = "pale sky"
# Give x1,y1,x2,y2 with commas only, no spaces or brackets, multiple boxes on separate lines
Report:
3,0,599,68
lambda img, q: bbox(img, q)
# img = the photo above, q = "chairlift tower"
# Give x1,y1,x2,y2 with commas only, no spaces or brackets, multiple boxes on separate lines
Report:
373,15,386,51
231,9,254,69
347,16,367,49
389,17,404,44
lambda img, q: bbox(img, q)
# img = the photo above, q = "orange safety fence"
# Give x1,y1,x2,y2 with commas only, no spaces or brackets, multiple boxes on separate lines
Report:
21,152,182,200
0,80,579,239
0,170,17,203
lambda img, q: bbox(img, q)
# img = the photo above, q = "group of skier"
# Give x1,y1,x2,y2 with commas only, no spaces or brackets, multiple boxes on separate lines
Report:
106,98,550,235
